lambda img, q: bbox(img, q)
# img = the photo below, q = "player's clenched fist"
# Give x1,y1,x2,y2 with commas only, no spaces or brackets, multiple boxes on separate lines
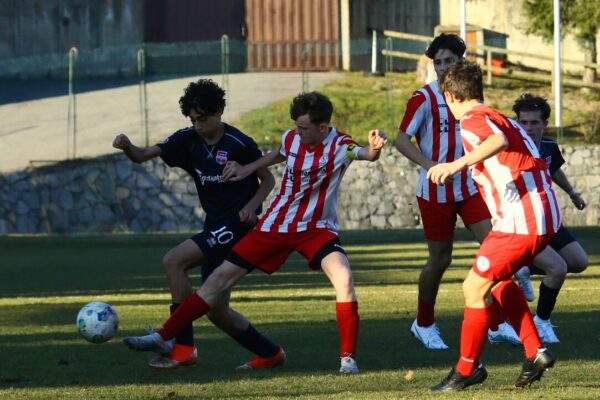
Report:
427,162,458,185
368,129,388,151
222,160,250,182
113,133,132,150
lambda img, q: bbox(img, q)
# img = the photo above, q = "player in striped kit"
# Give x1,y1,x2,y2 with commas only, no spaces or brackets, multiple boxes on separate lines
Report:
427,61,562,391
395,33,492,350
123,91,388,374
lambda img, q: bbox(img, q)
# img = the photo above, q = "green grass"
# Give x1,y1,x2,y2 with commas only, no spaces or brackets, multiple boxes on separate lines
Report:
233,72,600,147
1,228,599,399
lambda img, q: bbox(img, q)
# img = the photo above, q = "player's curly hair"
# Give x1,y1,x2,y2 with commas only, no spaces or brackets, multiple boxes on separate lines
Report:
179,79,226,117
439,60,484,102
512,93,551,121
290,91,333,124
425,33,466,59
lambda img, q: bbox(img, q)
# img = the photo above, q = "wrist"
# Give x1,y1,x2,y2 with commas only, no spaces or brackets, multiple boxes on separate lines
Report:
567,188,578,198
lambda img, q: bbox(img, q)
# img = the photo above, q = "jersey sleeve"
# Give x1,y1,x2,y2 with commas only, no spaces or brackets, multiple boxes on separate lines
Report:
157,129,190,169
279,129,293,157
237,136,263,165
340,135,361,160
399,91,427,137
460,113,505,150
547,141,565,175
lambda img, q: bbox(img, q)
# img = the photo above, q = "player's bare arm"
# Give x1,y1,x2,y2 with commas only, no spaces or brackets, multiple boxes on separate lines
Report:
428,133,508,184
223,150,285,182
551,168,586,210
357,129,388,161
394,130,437,170
238,166,275,224
112,133,162,163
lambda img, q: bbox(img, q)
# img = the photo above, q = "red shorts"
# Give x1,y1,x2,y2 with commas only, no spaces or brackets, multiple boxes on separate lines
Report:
417,193,490,241
226,228,343,274
472,231,552,281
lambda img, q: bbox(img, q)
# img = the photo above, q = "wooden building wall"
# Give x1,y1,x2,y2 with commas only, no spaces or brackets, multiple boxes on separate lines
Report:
245,0,340,71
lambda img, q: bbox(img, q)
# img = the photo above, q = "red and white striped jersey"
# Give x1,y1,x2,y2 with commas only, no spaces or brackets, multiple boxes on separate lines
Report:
257,127,361,233
399,80,479,203
460,104,562,235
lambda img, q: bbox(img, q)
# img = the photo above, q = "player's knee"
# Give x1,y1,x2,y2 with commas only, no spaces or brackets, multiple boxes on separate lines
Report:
546,258,568,279
568,253,589,273
162,251,180,273
426,253,452,272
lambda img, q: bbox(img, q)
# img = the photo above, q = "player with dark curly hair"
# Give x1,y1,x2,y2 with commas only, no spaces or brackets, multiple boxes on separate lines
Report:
112,78,286,371
122,91,388,374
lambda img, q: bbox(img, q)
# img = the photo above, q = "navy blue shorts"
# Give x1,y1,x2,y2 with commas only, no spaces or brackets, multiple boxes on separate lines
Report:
191,216,254,282
549,226,576,252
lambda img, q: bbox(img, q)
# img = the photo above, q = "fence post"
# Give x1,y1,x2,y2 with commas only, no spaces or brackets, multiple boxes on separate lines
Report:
221,34,230,117
137,48,149,147
302,44,310,92
67,47,78,159
486,49,492,85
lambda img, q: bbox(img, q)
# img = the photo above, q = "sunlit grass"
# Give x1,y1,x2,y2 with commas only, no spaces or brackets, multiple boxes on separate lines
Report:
1,228,599,399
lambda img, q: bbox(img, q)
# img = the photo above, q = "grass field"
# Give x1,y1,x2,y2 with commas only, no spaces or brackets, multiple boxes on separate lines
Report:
1,228,599,399
234,71,599,147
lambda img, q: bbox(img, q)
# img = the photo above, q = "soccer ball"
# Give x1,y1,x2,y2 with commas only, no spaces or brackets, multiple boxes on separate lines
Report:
76,301,119,343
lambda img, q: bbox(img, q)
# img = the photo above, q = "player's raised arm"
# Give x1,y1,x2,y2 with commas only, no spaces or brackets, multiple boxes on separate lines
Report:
223,149,285,182
238,166,276,224
112,133,162,163
357,129,388,161
427,133,507,185
395,130,437,170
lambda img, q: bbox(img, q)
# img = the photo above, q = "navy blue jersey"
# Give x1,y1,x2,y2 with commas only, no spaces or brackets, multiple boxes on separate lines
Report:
158,123,262,225
539,137,565,175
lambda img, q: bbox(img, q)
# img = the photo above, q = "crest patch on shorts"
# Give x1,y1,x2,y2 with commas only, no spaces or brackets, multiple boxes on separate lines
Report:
476,256,490,272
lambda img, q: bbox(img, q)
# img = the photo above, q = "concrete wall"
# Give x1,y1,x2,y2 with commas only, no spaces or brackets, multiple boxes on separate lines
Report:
0,0,144,59
1,145,598,234
440,0,599,74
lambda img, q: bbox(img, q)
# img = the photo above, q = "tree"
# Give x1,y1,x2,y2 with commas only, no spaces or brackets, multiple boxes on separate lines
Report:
522,0,599,86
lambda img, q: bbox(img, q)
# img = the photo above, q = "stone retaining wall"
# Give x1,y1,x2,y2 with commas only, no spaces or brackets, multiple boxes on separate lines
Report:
1,145,598,234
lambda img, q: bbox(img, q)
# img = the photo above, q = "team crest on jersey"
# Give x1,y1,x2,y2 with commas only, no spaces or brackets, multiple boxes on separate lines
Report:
215,150,228,165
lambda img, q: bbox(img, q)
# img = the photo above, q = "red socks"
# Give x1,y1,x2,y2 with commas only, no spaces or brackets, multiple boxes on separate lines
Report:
158,293,211,340
417,297,435,327
455,305,493,376
491,280,541,358
336,301,360,358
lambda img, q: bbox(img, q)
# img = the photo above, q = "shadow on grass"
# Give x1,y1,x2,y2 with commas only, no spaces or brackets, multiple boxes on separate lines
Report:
1,309,599,389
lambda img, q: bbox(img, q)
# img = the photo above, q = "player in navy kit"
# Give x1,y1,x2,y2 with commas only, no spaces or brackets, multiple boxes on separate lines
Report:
112,79,285,370
509,94,589,343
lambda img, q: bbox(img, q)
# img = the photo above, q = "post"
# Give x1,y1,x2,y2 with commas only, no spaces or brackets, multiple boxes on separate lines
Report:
302,44,310,92
137,48,149,147
67,47,78,159
221,34,230,118
460,0,467,43
486,49,492,85
553,0,563,142
371,29,378,74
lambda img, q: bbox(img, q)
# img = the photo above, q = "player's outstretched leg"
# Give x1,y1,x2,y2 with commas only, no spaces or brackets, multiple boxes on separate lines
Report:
237,344,287,370
515,348,556,387
123,331,173,355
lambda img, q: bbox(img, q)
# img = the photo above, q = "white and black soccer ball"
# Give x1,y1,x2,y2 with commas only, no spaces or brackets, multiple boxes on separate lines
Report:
76,301,119,343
